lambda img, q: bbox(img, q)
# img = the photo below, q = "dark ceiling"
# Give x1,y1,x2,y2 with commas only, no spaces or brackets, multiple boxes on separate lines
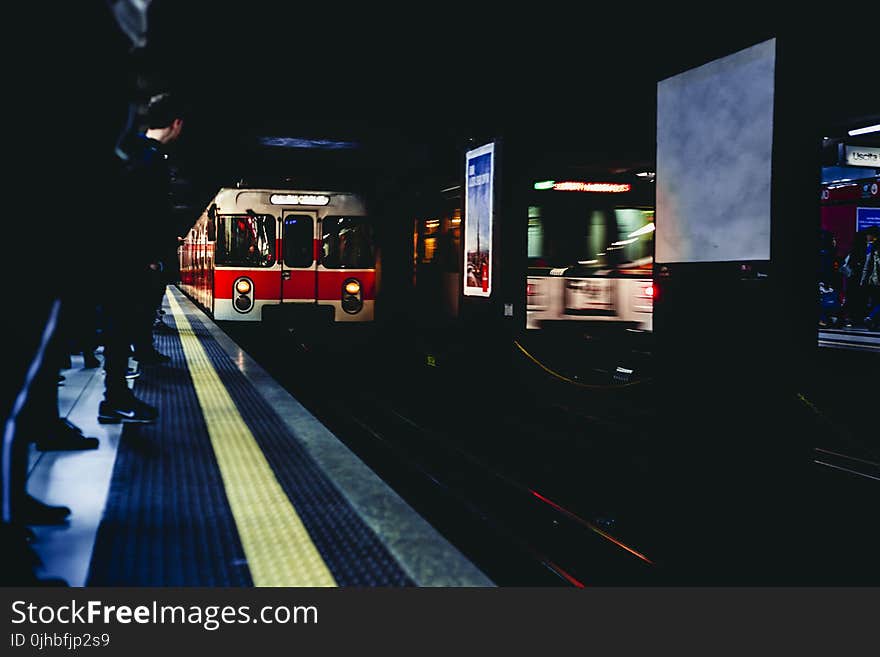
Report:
130,3,875,214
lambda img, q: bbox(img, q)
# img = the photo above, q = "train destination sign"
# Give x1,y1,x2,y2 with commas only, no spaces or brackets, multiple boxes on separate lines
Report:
269,194,330,206
533,180,632,193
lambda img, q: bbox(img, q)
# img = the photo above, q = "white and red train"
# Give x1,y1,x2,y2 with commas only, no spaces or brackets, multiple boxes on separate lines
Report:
178,187,376,322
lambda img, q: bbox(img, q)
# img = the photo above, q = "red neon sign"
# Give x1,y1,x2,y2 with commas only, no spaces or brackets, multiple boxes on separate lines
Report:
553,181,632,193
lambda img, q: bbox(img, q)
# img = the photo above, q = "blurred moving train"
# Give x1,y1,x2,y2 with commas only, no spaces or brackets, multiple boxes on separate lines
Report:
412,175,655,332
526,194,655,332
179,187,376,323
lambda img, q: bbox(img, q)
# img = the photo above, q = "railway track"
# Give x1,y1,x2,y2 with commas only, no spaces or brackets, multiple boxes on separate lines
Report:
224,322,659,586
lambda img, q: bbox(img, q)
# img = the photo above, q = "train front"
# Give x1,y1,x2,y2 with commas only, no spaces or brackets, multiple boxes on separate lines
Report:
183,188,377,324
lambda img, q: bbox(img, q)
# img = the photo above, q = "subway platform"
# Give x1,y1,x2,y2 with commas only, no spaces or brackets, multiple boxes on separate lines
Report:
27,287,492,587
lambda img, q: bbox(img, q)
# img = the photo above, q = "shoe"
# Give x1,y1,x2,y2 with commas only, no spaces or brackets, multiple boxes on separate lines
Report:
21,494,71,525
83,352,101,369
98,394,158,424
99,368,138,378
36,419,99,451
153,317,174,332
134,349,171,365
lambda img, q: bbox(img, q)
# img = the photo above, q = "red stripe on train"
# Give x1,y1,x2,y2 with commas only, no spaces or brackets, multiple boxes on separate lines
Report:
213,268,375,300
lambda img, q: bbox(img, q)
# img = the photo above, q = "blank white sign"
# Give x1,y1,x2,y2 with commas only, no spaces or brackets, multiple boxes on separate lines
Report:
656,38,776,264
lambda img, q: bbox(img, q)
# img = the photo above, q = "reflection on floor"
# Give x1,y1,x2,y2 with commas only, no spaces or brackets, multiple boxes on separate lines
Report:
27,353,128,586
818,326,880,352
26,289,494,588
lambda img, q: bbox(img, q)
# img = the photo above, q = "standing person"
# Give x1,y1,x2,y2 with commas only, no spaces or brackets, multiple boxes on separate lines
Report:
2,0,153,585
126,92,186,365
859,226,880,327
96,94,187,423
818,230,841,327
841,232,867,328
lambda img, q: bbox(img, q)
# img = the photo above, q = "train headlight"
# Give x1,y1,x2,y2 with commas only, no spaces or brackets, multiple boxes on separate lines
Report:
341,278,363,314
233,277,254,313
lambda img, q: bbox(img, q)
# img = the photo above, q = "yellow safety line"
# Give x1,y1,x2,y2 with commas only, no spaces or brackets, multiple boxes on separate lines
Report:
166,291,337,587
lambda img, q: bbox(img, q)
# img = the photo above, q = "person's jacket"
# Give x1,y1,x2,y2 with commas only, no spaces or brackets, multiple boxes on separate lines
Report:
116,134,174,270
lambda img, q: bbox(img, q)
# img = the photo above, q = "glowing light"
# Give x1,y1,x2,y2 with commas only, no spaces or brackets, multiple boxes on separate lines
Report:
235,279,251,294
628,222,656,237
848,124,880,136
552,181,632,193
533,180,556,190
578,259,599,265
269,194,330,206
611,238,638,246
344,280,361,295
258,137,359,149
529,489,653,565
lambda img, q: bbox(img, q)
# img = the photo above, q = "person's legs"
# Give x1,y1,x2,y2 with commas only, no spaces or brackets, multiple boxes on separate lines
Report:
75,302,101,368
132,269,170,363
842,282,865,326
13,344,88,522
864,285,880,329
98,293,159,424
100,297,132,402
19,315,100,452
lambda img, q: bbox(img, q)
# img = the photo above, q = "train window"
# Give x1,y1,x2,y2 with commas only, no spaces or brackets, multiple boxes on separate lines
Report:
527,203,654,275
283,215,314,268
528,206,544,258
419,219,440,263
321,216,375,268
216,214,276,267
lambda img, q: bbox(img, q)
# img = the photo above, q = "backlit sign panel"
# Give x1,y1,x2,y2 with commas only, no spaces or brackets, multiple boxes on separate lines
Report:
464,142,495,298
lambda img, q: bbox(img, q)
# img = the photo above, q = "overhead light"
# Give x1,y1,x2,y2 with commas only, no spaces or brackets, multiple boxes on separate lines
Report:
848,124,880,136
635,171,655,178
533,180,556,190
611,238,638,246
577,259,598,265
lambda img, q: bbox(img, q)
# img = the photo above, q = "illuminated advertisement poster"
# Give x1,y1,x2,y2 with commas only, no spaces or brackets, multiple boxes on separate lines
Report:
464,142,494,297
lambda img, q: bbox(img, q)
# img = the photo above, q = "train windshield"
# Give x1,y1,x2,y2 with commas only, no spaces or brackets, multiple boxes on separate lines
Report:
216,214,276,267
321,216,375,268
528,202,654,275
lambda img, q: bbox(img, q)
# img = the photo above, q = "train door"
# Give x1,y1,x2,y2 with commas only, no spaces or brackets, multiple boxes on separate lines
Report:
280,211,318,305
